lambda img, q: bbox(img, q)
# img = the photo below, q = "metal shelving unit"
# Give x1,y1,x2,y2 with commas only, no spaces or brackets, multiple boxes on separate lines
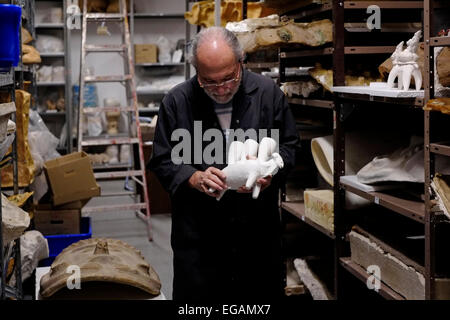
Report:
281,201,336,239
0,0,26,300
129,0,191,117
339,182,426,223
271,0,439,300
423,0,450,300
330,0,450,301
339,258,406,300
34,0,72,154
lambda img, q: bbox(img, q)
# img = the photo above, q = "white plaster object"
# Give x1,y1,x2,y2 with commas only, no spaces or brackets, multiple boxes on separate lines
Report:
9,230,49,285
40,238,161,298
210,138,284,200
1,193,30,244
387,30,423,91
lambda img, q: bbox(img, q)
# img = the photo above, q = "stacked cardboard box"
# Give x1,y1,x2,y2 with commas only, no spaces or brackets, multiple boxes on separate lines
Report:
34,152,100,235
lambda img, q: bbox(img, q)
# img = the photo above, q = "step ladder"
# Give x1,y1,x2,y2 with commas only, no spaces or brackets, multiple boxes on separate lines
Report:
77,0,152,240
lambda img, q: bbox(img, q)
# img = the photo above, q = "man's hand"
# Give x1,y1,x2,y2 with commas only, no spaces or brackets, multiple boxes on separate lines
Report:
237,175,272,193
188,167,227,198
236,155,272,193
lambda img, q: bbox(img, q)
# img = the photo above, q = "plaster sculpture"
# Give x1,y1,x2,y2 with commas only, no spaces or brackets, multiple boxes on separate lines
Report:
431,174,450,219
357,136,450,184
1,193,30,244
40,238,161,299
280,80,320,98
9,230,49,286
349,226,426,300
106,110,121,135
106,145,119,164
227,17,333,53
120,144,131,163
310,132,408,209
293,258,332,300
387,30,422,91
209,138,284,200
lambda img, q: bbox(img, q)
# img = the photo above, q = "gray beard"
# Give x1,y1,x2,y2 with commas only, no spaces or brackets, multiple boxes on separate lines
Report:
203,83,240,104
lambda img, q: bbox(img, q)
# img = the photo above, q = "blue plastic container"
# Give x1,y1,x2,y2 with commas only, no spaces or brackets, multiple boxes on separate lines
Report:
39,217,93,267
0,4,21,70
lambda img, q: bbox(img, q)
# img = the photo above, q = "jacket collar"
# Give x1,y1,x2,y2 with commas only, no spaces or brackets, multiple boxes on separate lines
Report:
241,67,258,95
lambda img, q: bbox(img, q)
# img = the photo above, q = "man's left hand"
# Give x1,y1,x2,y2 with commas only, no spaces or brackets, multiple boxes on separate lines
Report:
237,175,272,193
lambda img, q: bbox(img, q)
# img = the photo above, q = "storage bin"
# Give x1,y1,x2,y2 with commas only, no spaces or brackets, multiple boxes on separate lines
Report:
38,217,92,267
0,5,21,70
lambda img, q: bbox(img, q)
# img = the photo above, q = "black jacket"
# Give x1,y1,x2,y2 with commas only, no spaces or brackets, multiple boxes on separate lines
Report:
148,68,299,301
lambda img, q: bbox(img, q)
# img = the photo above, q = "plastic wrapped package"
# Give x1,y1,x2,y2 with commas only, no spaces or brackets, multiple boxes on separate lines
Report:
120,144,131,164
28,110,60,172
28,110,61,202
36,35,64,53
87,114,103,136
156,36,172,64
40,7,63,23
21,27,33,44
52,66,64,82
106,145,119,164
37,66,52,82
73,84,101,135
22,44,41,64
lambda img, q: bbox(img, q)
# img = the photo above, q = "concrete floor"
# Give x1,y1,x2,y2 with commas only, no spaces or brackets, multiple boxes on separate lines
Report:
84,180,173,299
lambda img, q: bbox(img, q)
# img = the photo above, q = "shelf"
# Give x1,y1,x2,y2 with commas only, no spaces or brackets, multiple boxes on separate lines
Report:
340,181,425,223
139,108,159,113
430,142,450,157
136,88,169,95
280,46,395,59
36,81,65,86
288,98,334,109
92,162,133,170
430,36,450,47
35,23,64,29
286,3,332,19
339,258,406,300
344,46,396,55
40,52,65,57
344,1,423,9
334,91,424,107
244,62,279,69
39,111,65,116
131,13,185,19
280,47,333,58
0,71,13,87
135,62,183,67
281,201,335,239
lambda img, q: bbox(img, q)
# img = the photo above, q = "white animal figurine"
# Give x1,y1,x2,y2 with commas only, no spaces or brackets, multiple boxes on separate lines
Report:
387,30,422,91
209,138,284,200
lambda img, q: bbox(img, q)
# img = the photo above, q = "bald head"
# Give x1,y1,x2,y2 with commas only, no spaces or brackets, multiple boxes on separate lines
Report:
189,27,243,70
196,36,235,74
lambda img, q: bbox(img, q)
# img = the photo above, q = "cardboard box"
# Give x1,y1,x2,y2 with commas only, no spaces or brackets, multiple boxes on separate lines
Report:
143,144,171,214
34,209,81,235
44,152,101,206
135,44,158,64
35,199,89,211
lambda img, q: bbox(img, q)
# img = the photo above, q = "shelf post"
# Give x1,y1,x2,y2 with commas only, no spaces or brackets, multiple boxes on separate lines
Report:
423,0,436,301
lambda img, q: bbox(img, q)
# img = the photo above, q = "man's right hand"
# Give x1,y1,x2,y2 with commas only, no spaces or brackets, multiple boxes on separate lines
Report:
188,167,227,198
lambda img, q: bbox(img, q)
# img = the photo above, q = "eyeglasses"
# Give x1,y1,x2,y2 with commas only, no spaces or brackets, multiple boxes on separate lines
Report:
198,65,241,89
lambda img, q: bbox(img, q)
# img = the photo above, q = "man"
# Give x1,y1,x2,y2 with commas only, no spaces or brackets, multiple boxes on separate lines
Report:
148,27,299,301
